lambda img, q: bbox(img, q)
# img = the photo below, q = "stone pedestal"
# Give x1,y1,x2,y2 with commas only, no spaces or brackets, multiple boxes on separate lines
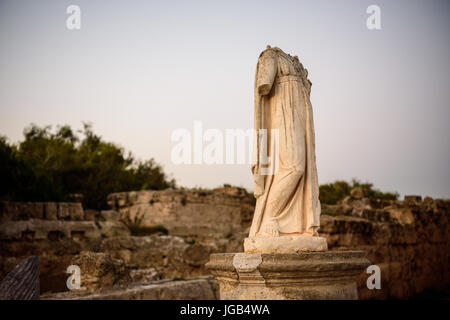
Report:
244,235,328,253
206,251,370,300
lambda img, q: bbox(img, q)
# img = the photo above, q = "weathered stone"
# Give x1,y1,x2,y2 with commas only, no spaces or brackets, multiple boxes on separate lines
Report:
97,221,130,238
244,235,328,253
206,251,370,300
386,207,415,224
250,47,320,239
0,201,44,222
57,203,70,220
68,203,84,220
83,209,98,221
44,202,58,220
107,188,246,239
71,251,131,291
350,187,366,199
42,276,219,300
0,201,82,222
404,195,422,203
100,210,120,221
100,235,213,280
321,198,450,299
0,192,448,300
0,256,40,300
183,243,210,267
423,196,433,204
58,202,84,220
0,219,130,241
130,268,160,283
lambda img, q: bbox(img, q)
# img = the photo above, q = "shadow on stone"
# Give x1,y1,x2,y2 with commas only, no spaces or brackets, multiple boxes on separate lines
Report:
0,256,40,300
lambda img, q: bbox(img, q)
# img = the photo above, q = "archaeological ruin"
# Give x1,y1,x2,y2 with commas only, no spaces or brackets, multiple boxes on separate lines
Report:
0,186,448,299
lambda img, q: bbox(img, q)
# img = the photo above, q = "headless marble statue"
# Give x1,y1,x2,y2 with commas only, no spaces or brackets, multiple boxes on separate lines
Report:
245,46,327,253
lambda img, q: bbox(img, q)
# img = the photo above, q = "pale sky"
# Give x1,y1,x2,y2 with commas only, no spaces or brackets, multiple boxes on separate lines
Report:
0,0,449,198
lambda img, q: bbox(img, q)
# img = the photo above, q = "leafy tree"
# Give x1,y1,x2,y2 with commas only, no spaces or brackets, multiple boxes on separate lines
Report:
1,123,175,209
0,136,42,201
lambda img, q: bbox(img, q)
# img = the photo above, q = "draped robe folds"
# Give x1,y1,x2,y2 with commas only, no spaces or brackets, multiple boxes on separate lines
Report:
250,47,321,237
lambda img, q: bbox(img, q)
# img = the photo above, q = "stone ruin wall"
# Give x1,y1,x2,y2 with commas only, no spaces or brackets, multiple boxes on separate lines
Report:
320,196,449,299
0,188,449,299
107,187,254,240
0,190,247,294
107,188,450,299
0,201,131,293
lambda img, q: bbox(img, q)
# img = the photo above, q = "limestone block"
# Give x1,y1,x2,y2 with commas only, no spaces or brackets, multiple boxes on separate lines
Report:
28,203,44,220
100,210,120,221
84,209,99,221
68,203,84,220
0,202,18,222
244,235,327,253
130,268,161,283
97,221,130,238
44,202,58,220
0,202,44,222
42,276,219,300
57,203,70,220
404,195,422,203
107,189,243,238
99,235,214,280
183,243,211,267
71,251,131,291
0,219,108,240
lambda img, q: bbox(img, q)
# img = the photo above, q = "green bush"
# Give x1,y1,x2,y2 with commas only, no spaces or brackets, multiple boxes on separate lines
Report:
319,179,398,205
351,179,398,201
319,180,352,205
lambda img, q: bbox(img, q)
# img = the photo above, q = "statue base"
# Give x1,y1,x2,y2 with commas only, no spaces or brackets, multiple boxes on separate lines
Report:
206,251,370,300
244,235,328,253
